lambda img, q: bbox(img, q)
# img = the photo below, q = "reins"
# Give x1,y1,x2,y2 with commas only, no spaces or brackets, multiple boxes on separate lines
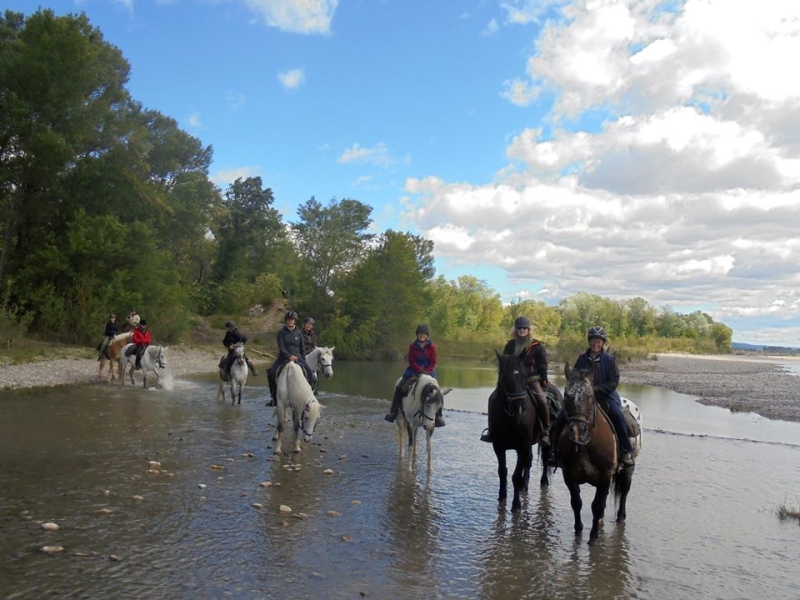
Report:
565,395,597,446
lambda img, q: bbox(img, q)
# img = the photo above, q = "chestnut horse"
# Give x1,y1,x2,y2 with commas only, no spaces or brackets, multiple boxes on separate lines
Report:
557,363,641,545
98,332,132,381
488,351,549,513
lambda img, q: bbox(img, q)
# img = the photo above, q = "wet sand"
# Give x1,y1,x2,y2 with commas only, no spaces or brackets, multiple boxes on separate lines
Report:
2,348,799,422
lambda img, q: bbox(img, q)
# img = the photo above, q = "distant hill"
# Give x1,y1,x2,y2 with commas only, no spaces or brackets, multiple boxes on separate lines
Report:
732,342,800,355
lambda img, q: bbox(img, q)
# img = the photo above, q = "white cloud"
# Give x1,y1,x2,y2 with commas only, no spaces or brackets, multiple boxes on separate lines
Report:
483,19,499,36
338,142,392,167
225,91,247,109
278,68,305,89
187,111,203,128
211,167,260,187
244,0,338,34
404,0,800,344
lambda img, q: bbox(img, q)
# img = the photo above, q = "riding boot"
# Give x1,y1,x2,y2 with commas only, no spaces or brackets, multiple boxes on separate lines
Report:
434,408,445,427
547,418,565,467
480,399,492,442
246,358,257,377
384,387,403,422
531,384,551,447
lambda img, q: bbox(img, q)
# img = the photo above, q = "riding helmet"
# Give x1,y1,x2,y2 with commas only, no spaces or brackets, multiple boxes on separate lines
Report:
587,326,607,342
285,310,298,321
109,313,116,319
514,316,531,329
304,317,315,325
140,319,147,326
225,320,236,329
415,323,430,336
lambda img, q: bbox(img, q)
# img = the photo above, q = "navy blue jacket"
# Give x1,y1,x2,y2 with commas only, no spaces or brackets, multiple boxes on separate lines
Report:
574,349,622,406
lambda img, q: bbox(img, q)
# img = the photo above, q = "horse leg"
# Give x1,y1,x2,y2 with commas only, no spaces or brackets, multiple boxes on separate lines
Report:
614,467,634,523
589,482,611,546
396,418,405,460
292,412,302,453
539,444,550,488
511,446,532,513
273,405,284,454
563,474,584,536
408,426,417,471
495,446,508,505
426,427,434,473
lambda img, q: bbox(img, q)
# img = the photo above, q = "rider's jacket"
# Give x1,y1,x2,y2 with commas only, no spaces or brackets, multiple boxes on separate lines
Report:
503,337,548,385
574,349,622,406
223,329,247,348
403,338,437,379
301,328,317,350
104,321,119,338
132,326,151,346
277,325,306,361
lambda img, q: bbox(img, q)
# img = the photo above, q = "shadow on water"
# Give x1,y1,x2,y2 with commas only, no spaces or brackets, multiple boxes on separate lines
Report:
2,359,800,599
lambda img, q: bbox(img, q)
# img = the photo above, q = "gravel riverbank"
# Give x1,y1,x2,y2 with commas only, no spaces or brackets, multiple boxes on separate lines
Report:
2,348,799,423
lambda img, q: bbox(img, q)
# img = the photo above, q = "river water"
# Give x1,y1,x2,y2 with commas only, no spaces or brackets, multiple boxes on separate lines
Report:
1,359,799,599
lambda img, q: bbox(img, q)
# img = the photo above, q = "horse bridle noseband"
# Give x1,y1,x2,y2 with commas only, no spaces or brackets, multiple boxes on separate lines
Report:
565,396,597,445
300,402,318,438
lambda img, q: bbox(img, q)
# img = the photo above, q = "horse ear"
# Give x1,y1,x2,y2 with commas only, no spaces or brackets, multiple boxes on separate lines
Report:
329,346,335,351
495,349,502,361
318,403,326,409
564,362,572,378
441,387,453,396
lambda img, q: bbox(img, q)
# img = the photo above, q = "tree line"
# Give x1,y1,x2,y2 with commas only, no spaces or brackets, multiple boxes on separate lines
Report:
0,9,732,360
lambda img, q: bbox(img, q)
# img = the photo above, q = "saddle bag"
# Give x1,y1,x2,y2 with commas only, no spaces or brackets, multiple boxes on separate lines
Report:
623,405,641,438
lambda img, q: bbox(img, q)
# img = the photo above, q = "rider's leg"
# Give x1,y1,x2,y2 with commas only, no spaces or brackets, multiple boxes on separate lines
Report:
224,351,234,378
606,399,635,465
135,345,143,369
384,377,407,422
547,409,566,466
530,381,551,447
267,364,277,406
246,357,257,376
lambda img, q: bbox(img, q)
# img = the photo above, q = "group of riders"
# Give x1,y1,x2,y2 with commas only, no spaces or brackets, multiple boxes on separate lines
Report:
96,310,151,371
96,307,634,465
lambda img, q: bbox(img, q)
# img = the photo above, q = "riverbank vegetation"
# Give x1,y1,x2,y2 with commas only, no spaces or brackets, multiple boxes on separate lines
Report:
0,9,732,363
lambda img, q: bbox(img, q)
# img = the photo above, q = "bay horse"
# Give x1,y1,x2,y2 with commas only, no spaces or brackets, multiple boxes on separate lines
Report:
557,363,642,545
217,343,248,405
488,351,547,513
394,374,452,473
98,332,131,381
305,346,335,392
119,344,168,389
273,361,323,454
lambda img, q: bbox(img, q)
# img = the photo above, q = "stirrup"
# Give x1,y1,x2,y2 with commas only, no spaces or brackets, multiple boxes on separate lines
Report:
479,428,492,443
621,452,635,466
539,433,550,447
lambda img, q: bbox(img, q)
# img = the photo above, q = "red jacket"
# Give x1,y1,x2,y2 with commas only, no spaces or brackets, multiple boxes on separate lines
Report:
132,327,151,346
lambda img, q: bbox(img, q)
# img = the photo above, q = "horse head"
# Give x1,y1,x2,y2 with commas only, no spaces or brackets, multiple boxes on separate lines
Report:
233,344,246,364
300,398,322,442
563,362,596,445
496,350,529,416
316,346,335,379
154,346,168,369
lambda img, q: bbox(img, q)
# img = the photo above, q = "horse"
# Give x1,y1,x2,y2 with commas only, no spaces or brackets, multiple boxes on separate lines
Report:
217,343,248,405
305,346,335,391
557,363,642,545
394,374,452,472
98,332,131,381
488,350,547,513
273,361,323,454
119,344,168,389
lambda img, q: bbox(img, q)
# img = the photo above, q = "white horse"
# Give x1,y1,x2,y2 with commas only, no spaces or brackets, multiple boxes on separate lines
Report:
305,346,335,391
119,344,168,388
217,344,248,405
273,361,323,454
395,374,452,472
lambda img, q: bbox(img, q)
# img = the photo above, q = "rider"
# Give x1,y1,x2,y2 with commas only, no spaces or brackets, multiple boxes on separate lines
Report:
267,310,311,407
97,313,119,360
549,326,635,467
301,317,317,351
221,320,258,378
125,309,140,332
131,319,151,370
480,316,551,446
384,323,445,427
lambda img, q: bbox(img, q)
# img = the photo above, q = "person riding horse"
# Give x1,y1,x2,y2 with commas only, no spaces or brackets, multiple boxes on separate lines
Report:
548,326,635,467
97,313,119,360
480,315,551,446
128,320,151,370
221,320,257,379
301,317,317,351
267,310,312,407
384,323,445,427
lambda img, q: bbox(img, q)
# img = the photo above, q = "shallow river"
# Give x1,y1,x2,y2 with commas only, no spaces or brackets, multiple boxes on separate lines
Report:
1,359,799,599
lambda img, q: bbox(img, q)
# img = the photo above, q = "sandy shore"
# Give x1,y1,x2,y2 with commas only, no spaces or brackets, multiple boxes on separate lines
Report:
2,348,799,422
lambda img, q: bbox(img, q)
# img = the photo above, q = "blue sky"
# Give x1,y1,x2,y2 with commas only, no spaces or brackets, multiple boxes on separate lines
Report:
12,1,800,347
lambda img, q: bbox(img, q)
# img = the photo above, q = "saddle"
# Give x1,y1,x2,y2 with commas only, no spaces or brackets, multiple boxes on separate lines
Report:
275,361,313,386
399,376,419,397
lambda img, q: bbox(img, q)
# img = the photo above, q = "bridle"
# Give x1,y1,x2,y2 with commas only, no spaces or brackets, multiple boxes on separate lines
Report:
564,385,597,446
300,400,319,438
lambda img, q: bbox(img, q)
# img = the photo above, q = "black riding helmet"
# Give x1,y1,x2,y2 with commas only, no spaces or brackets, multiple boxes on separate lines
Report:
285,310,298,321
225,320,236,329
139,319,147,326
415,323,430,336
587,326,607,342
304,317,315,325
514,316,531,329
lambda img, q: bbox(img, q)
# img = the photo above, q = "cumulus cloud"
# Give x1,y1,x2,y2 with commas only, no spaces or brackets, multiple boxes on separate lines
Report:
278,68,305,89
404,0,800,343
187,111,203,128
338,142,393,167
244,0,338,34
211,167,260,187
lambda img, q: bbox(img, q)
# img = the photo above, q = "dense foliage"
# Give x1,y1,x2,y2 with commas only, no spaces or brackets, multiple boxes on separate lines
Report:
0,9,733,360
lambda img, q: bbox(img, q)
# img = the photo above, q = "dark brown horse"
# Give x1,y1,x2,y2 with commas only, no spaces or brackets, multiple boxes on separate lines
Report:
488,351,549,512
557,363,636,545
